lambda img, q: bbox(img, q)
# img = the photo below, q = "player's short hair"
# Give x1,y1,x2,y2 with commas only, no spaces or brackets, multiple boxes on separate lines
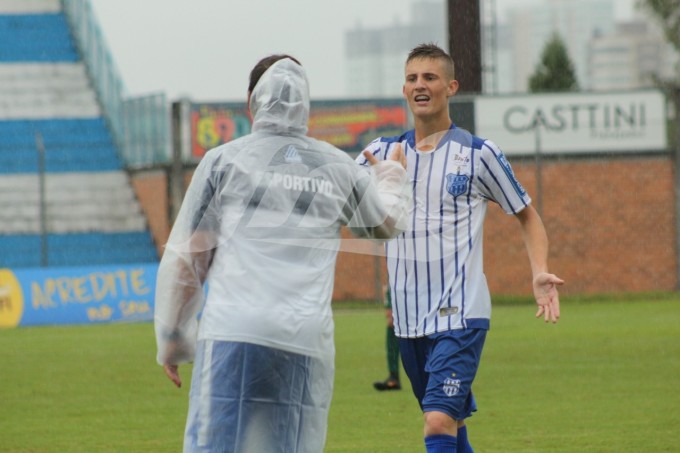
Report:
406,43,455,80
248,54,302,93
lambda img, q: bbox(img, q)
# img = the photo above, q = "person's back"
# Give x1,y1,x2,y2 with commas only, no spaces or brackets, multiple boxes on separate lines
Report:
154,56,411,453
198,133,382,358
180,59,399,358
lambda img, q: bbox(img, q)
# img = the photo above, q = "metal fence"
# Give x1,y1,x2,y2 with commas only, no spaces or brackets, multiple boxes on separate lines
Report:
121,93,170,167
61,0,170,167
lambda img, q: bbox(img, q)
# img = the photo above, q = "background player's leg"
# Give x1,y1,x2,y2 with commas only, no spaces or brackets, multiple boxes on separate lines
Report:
386,325,400,384
373,325,402,390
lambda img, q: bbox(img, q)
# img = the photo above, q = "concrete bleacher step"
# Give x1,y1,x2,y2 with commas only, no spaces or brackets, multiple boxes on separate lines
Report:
0,91,99,108
0,202,40,218
0,172,150,235
0,63,92,91
0,65,100,121
46,201,142,220
0,0,61,15
47,187,136,205
0,100,101,119
0,88,97,103
47,216,148,233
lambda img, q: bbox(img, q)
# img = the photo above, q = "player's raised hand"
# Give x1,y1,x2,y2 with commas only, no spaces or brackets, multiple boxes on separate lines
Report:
363,143,406,169
533,272,564,323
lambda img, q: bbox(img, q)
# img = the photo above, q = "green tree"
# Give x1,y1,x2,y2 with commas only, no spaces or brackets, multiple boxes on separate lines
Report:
638,0,680,54
528,33,579,92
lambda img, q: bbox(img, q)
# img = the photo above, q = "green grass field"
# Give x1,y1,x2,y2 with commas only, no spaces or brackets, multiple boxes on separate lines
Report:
1,297,679,452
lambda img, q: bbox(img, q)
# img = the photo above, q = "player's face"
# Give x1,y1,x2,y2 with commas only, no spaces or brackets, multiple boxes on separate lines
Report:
403,58,458,121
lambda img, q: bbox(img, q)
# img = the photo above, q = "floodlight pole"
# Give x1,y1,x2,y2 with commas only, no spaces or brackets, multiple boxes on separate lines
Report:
169,100,191,224
35,131,48,267
448,0,483,94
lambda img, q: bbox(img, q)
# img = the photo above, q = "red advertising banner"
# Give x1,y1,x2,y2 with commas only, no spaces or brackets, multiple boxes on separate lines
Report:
307,100,407,152
189,99,407,160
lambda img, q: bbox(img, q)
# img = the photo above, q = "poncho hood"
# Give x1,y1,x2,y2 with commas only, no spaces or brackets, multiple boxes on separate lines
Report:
249,58,310,135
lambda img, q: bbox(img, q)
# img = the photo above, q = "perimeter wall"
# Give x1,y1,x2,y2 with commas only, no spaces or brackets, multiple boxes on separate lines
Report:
131,153,677,301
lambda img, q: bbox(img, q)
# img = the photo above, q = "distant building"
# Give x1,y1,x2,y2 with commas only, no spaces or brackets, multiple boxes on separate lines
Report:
486,21,513,93
501,0,616,92
589,18,679,91
344,0,446,98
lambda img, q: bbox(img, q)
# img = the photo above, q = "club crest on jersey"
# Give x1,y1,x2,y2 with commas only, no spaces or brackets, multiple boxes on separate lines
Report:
446,174,469,197
442,378,461,397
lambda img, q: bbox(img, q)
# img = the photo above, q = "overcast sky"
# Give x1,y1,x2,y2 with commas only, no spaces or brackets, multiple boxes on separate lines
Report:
88,0,637,102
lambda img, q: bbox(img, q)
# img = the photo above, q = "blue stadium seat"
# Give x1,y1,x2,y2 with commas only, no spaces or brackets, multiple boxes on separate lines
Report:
0,119,123,173
0,14,79,62
0,232,158,268
47,232,159,266
0,234,43,268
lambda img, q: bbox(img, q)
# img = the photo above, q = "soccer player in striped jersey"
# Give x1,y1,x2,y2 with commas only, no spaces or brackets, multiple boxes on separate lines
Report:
357,43,564,453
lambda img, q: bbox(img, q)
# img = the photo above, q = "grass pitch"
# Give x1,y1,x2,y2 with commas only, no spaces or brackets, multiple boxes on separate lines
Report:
1,297,679,452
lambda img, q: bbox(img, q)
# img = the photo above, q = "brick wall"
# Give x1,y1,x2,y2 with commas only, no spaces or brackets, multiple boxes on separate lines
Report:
131,154,677,300
483,155,676,296
129,169,169,257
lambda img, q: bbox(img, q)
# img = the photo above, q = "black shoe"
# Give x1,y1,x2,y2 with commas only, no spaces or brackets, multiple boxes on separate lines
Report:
373,378,401,391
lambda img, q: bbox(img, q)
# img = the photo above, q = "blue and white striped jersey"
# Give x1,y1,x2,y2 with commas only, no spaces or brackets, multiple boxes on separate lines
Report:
357,124,531,338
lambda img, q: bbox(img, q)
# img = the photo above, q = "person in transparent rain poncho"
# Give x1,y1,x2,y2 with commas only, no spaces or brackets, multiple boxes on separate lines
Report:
154,55,411,453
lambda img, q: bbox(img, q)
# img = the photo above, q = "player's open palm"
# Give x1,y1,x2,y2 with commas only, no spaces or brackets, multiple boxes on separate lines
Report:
533,272,564,323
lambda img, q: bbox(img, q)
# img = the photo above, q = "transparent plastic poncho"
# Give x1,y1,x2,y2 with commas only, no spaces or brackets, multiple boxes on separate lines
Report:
154,57,412,452
154,58,410,366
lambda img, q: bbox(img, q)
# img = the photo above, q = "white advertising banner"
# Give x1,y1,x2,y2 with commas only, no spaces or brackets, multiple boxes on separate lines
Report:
473,91,668,155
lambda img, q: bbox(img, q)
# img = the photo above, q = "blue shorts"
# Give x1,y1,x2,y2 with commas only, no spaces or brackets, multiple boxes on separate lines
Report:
184,340,333,453
399,328,487,420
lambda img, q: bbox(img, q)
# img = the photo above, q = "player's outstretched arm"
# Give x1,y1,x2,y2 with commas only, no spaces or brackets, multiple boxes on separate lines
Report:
514,205,564,323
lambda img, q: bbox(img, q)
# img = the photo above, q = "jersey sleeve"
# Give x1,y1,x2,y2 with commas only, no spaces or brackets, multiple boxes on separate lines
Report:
477,139,531,214
355,136,391,167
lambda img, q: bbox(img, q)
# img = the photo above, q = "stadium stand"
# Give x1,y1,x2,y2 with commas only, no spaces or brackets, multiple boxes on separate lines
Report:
0,0,158,268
